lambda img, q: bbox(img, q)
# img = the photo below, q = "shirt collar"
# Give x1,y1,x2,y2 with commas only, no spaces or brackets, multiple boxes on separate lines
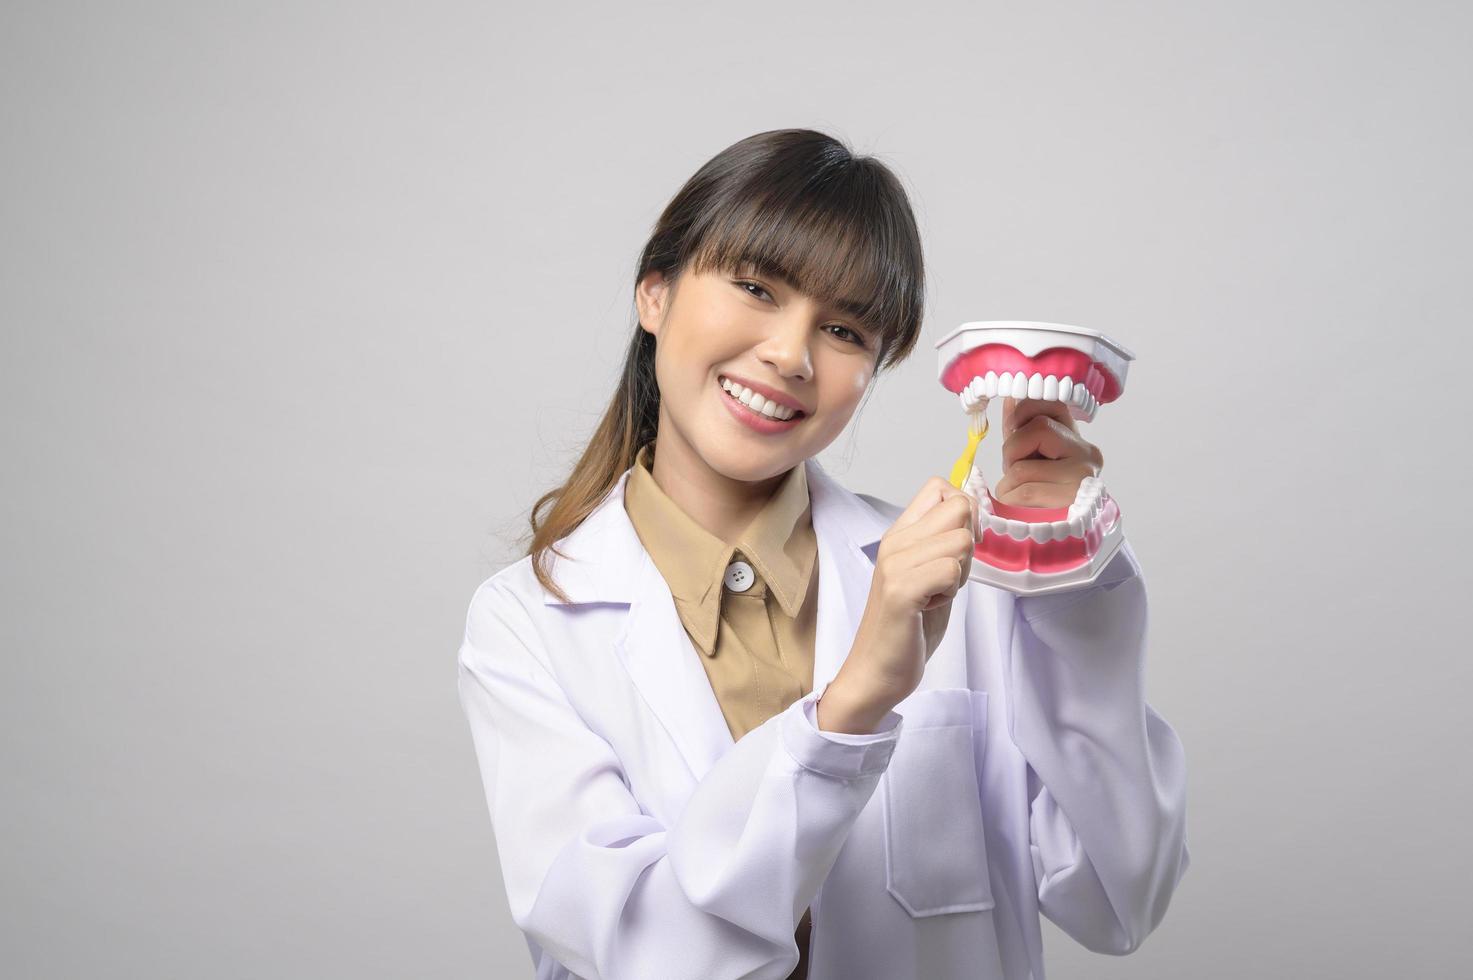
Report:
622,442,817,655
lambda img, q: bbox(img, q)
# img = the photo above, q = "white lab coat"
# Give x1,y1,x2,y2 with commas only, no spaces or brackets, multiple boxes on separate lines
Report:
457,456,1190,980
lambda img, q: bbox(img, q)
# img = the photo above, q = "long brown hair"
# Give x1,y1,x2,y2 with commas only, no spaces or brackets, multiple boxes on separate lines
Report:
525,128,926,602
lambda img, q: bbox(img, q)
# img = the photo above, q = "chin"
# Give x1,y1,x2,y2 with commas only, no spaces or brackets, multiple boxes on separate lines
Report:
699,441,804,484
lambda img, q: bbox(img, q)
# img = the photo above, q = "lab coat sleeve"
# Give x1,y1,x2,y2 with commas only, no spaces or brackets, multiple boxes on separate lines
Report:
1002,536,1191,955
457,579,902,980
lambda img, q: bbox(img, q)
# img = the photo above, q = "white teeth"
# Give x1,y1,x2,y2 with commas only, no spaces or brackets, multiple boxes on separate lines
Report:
1066,384,1098,415
964,466,993,513
721,377,797,420
960,375,989,412
958,372,1098,412
968,470,1109,542
1066,477,1102,524
953,375,1113,539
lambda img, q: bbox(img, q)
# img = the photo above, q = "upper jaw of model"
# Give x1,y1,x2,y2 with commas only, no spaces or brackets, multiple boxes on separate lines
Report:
934,320,1135,423
935,321,1136,595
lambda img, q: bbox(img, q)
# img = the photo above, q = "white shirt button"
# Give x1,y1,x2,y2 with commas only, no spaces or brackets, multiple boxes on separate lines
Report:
723,559,755,593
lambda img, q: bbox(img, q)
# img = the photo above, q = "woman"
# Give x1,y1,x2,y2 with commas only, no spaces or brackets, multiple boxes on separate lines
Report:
457,128,1190,980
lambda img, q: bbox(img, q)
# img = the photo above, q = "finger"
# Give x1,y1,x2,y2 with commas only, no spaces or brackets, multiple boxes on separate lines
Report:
917,556,967,611
892,477,974,535
992,462,1097,507
1005,397,1077,435
995,457,1097,493
1002,416,1095,471
991,482,1076,508
894,525,976,570
890,476,953,532
899,488,975,543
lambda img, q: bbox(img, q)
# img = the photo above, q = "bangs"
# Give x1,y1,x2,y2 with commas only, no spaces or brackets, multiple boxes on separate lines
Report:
681,161,922,364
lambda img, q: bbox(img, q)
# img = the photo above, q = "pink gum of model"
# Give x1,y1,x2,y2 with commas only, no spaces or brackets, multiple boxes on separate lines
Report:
935,321,1136,597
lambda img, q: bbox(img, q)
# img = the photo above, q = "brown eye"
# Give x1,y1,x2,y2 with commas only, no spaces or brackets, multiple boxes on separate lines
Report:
826,324,867,347
735,280,772,302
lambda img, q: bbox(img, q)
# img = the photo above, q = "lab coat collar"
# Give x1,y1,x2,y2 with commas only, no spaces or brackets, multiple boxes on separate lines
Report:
622,443,817,655
541,455,893,781
541,456,891,606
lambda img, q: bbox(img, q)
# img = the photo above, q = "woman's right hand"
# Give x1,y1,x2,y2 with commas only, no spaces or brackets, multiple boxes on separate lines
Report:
816,477,976,734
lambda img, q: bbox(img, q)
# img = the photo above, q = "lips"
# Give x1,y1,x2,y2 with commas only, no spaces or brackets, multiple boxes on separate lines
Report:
717,375,807,421
717,377,807,433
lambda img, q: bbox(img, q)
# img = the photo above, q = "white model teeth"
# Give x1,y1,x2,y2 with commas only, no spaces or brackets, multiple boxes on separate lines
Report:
968,470,1110,541
958,372,1098,415
964,463,992,514
721,377,798,420
955,370,1108,539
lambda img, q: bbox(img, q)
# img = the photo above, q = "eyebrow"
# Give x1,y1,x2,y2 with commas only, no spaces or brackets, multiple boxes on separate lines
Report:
736,258,870,321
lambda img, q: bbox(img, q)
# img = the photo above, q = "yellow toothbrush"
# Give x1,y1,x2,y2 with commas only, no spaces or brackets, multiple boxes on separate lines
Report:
948,410,988,489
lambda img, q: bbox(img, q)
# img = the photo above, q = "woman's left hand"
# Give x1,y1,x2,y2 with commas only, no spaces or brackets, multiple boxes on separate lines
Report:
990,397,1104,507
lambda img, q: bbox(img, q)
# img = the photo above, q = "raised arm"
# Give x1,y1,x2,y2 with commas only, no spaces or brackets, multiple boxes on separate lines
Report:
1003,539,1191,954
457,579,901,980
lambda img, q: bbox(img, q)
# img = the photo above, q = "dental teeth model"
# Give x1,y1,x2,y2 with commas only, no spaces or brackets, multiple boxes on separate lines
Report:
936,321,1136,596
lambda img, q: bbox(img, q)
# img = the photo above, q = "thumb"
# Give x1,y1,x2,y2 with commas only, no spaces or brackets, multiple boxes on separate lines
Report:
891,478,952,533
1002,397,1018,434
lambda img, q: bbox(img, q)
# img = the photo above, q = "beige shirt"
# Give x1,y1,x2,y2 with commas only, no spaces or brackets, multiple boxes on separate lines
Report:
622,441,818,979
622,442,819,742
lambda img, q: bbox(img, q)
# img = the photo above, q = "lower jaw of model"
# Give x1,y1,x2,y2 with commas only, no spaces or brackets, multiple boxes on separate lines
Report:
936,322,1135,596
962,441,1124,595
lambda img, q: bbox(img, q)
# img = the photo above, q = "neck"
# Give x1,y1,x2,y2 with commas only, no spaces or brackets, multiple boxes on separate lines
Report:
648,411,788,544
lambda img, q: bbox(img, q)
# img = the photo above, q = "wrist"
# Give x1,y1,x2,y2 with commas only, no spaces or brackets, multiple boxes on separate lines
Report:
816,672,897,735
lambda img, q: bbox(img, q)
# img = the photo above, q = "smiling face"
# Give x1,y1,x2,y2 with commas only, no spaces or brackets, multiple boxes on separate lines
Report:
635,261,879,486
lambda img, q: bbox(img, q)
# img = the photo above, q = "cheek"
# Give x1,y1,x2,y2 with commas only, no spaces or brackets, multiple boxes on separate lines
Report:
685,303,752,365
816,364,872,420
656,318,716,384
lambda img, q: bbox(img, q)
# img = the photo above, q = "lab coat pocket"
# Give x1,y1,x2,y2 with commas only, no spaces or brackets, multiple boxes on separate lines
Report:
882,688,995,917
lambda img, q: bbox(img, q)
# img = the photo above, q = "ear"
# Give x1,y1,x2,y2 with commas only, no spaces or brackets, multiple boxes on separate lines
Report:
635,270,670,337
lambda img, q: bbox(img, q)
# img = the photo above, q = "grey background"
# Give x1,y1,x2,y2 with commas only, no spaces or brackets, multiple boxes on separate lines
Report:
3,1,1468,977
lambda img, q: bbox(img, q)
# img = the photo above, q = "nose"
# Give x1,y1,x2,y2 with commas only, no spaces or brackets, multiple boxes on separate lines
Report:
755,313,813,383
